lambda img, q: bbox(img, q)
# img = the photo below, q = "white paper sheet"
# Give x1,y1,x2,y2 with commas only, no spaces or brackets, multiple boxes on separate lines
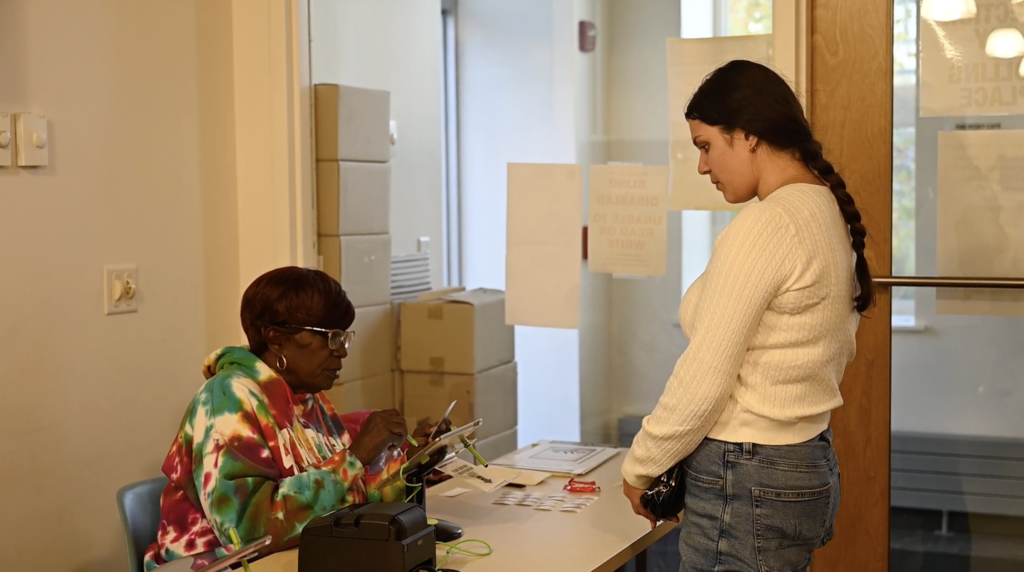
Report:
919,1,1024,117
439,487,474,498
437,458,523,493
510,468,551,486
936,129,1024,316
489,440,618,476
666,36,772,211
505,163,582,328
588,165,669,277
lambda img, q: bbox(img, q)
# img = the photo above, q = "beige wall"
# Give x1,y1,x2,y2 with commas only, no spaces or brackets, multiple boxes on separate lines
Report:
309,0,445,288
0,1,242,570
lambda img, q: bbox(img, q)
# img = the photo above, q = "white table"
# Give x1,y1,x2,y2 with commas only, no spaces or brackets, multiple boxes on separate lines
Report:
249,450,675,572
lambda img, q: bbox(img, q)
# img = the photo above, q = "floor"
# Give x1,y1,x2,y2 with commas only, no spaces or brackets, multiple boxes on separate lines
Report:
890,508,1024,572
618,509,1024,572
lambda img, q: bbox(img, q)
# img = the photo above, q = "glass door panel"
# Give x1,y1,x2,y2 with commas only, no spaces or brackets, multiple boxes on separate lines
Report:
889,1,1024,569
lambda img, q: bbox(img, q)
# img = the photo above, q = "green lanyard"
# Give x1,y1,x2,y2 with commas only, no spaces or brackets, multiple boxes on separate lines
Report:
228,529,254,572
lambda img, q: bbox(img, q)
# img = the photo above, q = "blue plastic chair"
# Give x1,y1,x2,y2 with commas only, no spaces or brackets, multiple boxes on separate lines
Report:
116,476,169,572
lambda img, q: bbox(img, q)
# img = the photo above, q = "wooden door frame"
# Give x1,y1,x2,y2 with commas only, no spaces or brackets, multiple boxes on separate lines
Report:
808,1,894,571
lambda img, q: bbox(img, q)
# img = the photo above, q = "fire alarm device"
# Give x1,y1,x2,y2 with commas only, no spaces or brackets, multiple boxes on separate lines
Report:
579,20,597,53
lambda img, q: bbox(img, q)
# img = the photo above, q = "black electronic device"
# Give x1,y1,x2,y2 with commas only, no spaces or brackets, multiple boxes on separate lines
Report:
403,469,464,543
298,502,435,572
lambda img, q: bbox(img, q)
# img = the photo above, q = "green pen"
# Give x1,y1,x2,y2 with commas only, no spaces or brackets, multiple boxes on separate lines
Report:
450,425,488,467
463,438,489,467
406,434,420,447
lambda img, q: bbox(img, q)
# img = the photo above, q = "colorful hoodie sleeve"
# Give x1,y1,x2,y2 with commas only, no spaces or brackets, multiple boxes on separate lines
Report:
195,378,372,553
361,452,410,503
334,409,410,504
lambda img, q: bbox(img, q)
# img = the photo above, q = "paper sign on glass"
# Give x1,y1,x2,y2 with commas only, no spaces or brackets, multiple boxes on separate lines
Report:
587,164,668,277
505,163,582,329
667,36,772,211
936,129,1024,317
919,1,1024,117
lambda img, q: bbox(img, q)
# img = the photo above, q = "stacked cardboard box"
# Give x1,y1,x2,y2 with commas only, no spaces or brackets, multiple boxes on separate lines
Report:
399,288,519,464
314,84,396,412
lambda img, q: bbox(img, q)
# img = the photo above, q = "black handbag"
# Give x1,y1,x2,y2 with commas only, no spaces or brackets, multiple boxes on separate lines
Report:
639,458,686,520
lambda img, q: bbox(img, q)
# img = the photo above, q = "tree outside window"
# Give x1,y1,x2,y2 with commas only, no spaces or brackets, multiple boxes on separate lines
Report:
728,0,772,35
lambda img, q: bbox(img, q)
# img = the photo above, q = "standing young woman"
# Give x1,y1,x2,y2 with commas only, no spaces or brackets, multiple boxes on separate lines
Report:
621,60,874,572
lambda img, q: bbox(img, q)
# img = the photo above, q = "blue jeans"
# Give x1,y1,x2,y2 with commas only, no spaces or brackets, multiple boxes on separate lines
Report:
678,428,840,572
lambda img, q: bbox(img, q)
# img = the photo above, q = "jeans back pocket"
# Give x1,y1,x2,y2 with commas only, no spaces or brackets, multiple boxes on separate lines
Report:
752,484,833,572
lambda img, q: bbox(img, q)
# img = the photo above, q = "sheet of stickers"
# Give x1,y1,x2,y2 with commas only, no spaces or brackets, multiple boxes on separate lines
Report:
491,491,600,513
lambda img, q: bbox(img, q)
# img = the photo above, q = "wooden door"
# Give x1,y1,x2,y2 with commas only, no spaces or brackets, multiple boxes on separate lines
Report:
808,1,893,571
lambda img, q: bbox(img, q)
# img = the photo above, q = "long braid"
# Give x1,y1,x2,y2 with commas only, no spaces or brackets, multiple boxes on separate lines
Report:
799,140,875,313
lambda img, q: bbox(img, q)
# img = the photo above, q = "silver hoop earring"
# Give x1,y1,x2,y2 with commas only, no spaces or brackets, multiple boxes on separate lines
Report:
276,354,288,371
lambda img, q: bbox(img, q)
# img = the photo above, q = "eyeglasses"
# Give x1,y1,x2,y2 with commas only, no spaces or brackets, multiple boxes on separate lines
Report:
281,325,355,350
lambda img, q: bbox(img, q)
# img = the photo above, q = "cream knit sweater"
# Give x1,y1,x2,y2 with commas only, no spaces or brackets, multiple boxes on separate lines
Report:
622,184,860,489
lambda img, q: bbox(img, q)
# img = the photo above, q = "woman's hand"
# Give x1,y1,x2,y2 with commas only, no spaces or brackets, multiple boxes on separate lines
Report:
407,417,453,461
411,418,452,445
348,409,409,467
622,479,679,529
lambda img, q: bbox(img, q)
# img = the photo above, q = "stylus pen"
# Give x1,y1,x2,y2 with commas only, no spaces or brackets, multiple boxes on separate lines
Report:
453,431,488,467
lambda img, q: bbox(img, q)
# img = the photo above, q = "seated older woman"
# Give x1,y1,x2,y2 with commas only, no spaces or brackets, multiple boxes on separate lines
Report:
143,267,444,570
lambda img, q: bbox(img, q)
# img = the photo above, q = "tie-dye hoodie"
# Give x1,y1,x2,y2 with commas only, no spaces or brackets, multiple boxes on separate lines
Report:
143,346,405,570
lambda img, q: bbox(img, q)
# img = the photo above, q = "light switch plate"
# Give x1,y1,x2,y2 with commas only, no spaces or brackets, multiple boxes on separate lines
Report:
15,113,49,167
0,113,12,168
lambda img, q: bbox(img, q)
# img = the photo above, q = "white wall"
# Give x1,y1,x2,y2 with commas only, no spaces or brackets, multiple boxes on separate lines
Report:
0,1,242,570
606,0,688,426
457,0,582,445
309,0,445,288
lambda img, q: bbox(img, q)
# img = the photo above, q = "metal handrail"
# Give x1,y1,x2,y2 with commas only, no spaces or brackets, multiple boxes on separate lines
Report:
873,276,1024,289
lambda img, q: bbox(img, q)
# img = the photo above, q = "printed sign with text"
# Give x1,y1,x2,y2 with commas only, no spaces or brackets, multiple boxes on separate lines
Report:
588,165,668,277
920,1,1024,117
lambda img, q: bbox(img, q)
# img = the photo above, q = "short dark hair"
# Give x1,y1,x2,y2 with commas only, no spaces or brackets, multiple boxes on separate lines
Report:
240,267,356,356
685,60,874,313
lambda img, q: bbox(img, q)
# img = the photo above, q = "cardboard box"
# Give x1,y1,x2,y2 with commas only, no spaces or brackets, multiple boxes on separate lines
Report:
341,304,394,383
317,161,390,236
326,373,394,412
459,427,518,466
320,235,391,307
391,300,404,372
314,84,391,162
402,362,517,441
399,289,514,374
393,370,404,415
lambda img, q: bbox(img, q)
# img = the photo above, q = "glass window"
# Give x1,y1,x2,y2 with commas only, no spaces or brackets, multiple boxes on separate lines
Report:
892,0,918,326
680,0,767,300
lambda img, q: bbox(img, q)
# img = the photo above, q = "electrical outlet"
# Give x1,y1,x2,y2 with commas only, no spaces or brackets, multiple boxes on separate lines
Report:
15,113,48,167
104,264,138,315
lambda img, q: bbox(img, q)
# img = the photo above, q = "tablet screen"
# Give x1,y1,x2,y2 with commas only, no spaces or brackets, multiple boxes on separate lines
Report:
372,419,484,491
